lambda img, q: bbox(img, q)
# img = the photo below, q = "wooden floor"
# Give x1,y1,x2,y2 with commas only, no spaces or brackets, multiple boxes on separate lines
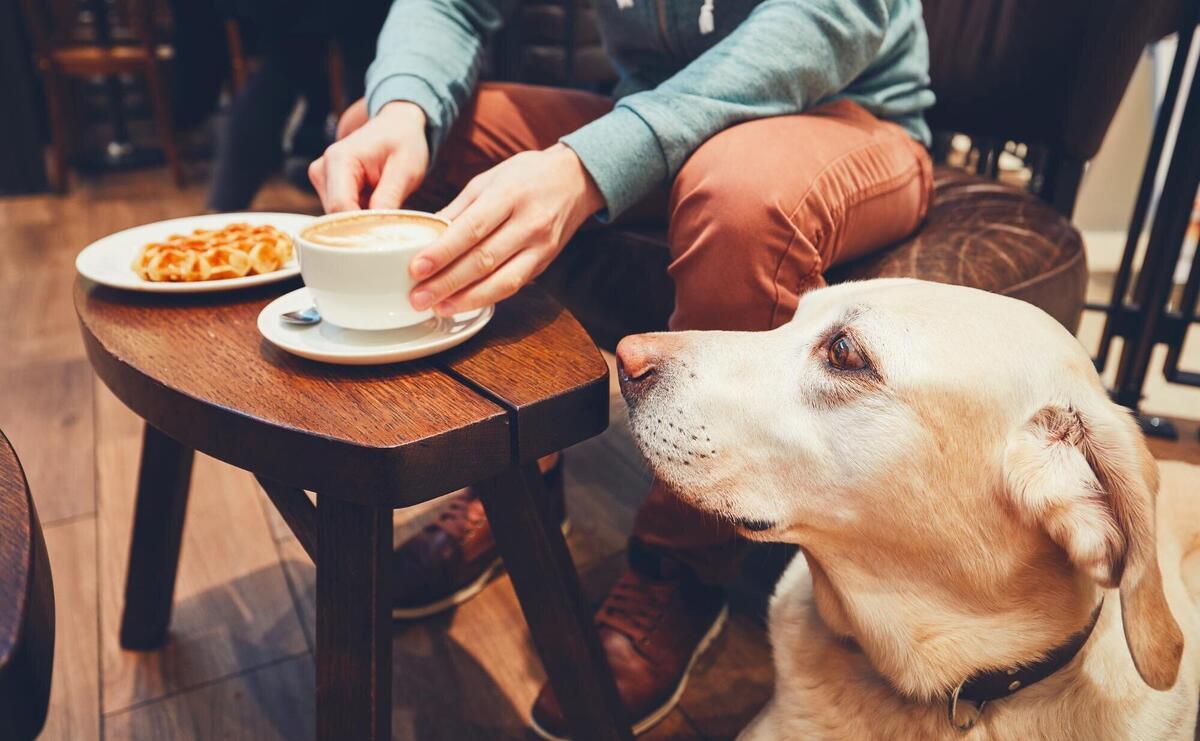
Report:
2,168,1198,741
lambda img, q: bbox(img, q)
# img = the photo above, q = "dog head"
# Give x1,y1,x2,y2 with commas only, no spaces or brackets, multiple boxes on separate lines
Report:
617,278,1182,691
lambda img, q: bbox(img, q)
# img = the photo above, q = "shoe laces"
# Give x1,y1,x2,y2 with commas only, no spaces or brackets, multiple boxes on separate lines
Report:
426,492,486,541
596,569,675,643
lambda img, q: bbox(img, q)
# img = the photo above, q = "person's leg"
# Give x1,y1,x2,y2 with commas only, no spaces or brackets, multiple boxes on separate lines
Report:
165,0,228,131
206,33,326,212
631,100,932,583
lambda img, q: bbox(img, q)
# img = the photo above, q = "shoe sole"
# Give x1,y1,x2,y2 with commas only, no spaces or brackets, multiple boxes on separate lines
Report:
527,603,730,741
392,520,572,621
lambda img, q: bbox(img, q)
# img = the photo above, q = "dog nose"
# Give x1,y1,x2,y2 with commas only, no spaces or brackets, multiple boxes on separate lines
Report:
617,335,658,378
616,335,660,396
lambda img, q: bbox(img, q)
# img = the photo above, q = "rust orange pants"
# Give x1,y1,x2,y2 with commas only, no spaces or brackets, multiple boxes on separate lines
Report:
421,82,933,581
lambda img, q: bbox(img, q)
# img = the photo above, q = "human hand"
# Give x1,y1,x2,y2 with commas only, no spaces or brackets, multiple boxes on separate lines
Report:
335,96,369,140
308,100,429,212
409,143,604,316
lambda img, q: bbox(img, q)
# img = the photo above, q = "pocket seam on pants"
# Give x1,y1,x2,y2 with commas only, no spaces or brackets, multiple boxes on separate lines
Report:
768,135,925,325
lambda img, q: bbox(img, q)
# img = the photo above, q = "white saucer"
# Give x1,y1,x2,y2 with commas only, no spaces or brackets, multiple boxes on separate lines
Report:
257,287,493,365
76,212,312,293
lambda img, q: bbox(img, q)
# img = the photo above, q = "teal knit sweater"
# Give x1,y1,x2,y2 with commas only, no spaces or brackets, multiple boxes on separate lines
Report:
366,0,935,219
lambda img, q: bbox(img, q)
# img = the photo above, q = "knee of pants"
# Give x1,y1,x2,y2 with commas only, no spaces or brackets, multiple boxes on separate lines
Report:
667,151,827,330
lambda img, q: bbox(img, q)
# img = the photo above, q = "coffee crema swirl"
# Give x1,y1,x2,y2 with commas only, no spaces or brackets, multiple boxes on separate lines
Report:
301,213,445,249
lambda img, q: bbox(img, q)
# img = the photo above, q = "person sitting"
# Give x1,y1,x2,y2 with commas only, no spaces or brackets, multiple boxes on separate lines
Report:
309,0,934,736
206,0,389,211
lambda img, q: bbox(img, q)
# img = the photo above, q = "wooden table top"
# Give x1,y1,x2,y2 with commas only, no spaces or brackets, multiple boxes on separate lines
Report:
75,278,609,506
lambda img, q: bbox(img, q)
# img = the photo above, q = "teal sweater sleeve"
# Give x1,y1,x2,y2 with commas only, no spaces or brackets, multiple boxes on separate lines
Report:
562,0,894,220
365,0,512,163
366,0,924,221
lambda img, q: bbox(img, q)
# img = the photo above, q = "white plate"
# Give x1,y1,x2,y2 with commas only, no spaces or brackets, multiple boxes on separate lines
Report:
257,287,494,365
75,212,314,293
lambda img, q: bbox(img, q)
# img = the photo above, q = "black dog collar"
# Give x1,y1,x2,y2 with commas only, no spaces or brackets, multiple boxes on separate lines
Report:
947,599,1105,731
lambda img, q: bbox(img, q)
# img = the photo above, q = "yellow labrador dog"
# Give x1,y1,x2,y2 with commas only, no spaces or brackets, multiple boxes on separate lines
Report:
616,279,1199,740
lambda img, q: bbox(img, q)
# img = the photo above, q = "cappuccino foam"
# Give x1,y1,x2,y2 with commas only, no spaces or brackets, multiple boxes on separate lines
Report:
303,213,444,249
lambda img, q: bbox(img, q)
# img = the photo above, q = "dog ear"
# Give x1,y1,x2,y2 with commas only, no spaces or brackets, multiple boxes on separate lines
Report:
1004,400,1183,690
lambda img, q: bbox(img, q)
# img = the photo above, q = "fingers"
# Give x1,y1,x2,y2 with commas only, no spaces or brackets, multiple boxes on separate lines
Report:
323,147,366,212
409,192,511,283
436,176,486,222
410,221,525,310
432,250,544,315
308,156,327,205
368,155,422,210
336,97,369,140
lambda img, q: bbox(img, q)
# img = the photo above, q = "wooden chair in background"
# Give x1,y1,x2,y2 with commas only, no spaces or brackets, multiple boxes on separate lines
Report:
18,0,183,192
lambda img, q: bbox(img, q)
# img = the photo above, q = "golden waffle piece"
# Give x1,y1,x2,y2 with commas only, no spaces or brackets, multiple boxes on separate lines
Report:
132,222,294,282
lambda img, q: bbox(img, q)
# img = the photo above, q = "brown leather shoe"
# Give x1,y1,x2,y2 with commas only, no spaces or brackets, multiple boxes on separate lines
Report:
529,540,728,739
392,456,566,619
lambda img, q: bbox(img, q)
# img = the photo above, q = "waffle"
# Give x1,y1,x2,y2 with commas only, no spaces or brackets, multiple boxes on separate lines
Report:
132,222,294,282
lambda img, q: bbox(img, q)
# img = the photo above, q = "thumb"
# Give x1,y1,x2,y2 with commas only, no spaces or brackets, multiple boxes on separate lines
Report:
368,155,423,210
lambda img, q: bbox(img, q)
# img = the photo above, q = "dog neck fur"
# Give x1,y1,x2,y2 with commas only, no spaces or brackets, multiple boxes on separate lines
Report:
798,519,1100,701
779,396,1105,702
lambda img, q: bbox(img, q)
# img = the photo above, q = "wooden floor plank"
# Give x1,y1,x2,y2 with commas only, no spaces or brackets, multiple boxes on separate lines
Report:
96,395,308,712
0,222,92,369
561,431,650,600
39,517,101,741
93,378,145,446
390,583,545,740
257,487,316,544
0,360,94,524
103,654,316,741
275,536,316,653
0,192,57,228
1147,417,1200,466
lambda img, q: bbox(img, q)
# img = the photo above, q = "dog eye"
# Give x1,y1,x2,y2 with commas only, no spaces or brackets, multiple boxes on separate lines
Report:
828,332,866,371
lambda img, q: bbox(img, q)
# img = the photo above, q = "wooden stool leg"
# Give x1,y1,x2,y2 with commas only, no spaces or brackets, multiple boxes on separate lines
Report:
119,423,194,649
315,495,392,741
144,63,184,188
477,464,633,741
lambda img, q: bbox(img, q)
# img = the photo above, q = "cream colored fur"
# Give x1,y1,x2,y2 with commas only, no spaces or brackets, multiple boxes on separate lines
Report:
619,279,1200,740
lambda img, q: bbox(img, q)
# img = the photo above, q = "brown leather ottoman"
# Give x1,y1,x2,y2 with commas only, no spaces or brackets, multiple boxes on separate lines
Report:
539,167,1087,350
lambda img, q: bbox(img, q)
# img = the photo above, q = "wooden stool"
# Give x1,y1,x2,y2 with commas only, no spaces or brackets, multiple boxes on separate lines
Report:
0,429,56,741
75,278,634,740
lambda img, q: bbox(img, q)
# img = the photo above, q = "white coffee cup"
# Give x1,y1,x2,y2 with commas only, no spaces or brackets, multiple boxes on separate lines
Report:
296,209,449,331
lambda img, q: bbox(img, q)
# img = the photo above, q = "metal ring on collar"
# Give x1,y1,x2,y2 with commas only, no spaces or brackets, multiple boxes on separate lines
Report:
947,683,987,733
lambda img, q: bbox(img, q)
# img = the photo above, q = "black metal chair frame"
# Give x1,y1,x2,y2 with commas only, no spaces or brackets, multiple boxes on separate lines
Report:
1089,23,1200,438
